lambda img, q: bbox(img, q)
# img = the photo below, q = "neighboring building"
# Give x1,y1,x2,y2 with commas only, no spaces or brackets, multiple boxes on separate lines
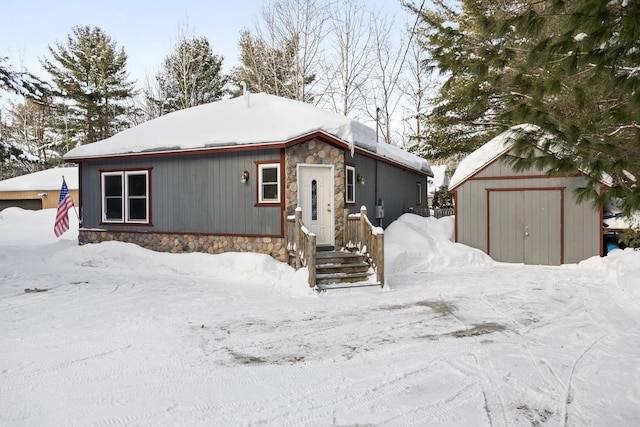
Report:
449,126,605,265
0,167,79,211
427,164,450,208
64,93,432,262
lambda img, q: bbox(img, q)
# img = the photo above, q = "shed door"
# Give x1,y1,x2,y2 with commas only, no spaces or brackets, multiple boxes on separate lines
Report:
298,166,334,246
489,189,562,265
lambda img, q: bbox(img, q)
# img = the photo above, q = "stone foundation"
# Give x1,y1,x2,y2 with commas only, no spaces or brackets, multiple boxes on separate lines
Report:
78,230,288,262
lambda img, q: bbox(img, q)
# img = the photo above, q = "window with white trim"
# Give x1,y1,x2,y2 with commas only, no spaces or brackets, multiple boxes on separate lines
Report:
345,165,356,204
101,170,149,223
258,163,280,203
416,181,423,205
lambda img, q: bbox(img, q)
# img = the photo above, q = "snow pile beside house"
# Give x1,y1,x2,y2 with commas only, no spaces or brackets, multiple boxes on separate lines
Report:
385,213,493,273
0,207,79,245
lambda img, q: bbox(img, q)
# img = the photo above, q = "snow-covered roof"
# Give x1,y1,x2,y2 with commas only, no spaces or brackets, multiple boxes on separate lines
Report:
0,167,78,192
64,93,432,175
449,125,536,190
450,124,614,190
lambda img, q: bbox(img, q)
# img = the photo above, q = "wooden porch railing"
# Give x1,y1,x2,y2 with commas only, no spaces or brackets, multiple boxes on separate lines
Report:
285,207,317,287
344,206,384,286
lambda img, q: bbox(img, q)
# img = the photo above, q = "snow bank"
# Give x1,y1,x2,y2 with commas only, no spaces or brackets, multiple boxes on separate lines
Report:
384,213,493,274
579,248,640,303
0,207,79,245
51,240,311,296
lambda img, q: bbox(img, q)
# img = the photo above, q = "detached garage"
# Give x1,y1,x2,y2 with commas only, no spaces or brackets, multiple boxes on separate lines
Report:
0,167,78,211
449,127,605,265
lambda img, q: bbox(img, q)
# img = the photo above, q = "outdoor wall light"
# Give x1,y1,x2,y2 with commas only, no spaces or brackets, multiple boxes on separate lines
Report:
38,192,48,197
357,174,365,185
241,170,250,183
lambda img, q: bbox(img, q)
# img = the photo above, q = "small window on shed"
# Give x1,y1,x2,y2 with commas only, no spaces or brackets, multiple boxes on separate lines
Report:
416,181,423,205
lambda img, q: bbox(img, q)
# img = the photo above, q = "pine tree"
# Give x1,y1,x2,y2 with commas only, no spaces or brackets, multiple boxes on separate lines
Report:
408,0,640,214
151,36,226,114
231,29,305,99
407,0,515,162
0,57,48,100
482,0,640,215
41,26,136,145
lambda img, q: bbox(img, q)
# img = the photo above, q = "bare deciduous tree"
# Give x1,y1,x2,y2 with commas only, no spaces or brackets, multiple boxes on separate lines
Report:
320,0,373,117
232,0,327,101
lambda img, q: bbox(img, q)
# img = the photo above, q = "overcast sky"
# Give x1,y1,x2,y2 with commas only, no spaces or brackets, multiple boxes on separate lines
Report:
1,0,407,89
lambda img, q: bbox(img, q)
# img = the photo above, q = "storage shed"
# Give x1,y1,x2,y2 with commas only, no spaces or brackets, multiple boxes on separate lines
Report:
0,167,79,211
449,126,605,265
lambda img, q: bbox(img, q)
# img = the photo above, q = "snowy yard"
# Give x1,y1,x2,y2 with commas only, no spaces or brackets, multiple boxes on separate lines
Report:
1,208,639,426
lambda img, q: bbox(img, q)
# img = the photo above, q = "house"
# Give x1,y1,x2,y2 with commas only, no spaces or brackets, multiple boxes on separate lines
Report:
427,164,451,209
0,167,79,211
63,93,432,279
449,125,605,265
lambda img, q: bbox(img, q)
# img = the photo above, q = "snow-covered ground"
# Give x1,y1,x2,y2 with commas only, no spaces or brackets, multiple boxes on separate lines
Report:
1,207,639,426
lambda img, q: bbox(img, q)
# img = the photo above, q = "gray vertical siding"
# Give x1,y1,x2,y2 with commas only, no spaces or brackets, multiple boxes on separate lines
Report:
79,143,429,240
455,153,601,265
80,149,282,235
352,153,428,226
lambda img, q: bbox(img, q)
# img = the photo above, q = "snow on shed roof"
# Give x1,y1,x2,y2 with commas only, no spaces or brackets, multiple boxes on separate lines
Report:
449,124,615,190
0,166,78,192
449,124,541,190
64,93,432,175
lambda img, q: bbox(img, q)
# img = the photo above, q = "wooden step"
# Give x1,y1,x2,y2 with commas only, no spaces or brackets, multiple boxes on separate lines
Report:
316,250,367,264
313,250,378,287
316,270,373,284
316,261,370,275
316,281,382,291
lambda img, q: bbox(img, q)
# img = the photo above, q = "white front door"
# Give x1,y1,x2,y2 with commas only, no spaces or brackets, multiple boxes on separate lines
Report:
298,165,334,246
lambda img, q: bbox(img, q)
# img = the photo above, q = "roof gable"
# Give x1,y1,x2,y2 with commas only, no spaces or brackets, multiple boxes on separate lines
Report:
448,126,525,190
448,124,611,190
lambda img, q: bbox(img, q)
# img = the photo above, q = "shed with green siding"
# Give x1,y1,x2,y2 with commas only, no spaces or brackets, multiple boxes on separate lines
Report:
449,126,606,265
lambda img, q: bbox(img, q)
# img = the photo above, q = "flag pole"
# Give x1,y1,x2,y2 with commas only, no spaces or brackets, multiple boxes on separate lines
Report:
62,175,80,220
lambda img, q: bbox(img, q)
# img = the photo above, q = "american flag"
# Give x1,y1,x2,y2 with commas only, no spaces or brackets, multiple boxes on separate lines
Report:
54,178,74,237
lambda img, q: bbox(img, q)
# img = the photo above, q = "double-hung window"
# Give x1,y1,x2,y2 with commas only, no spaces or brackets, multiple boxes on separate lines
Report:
257,163,280,204
345,165,356,204
101,170,150,223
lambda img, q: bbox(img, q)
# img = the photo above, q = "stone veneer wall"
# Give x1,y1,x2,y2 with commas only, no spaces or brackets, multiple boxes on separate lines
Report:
78,230,288,262
285,138,346,248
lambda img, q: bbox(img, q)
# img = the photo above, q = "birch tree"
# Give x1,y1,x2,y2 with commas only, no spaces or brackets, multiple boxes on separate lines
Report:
231,0,325,101
322,0,373,116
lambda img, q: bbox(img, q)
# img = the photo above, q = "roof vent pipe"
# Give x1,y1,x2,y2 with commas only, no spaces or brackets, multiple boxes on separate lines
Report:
240,81,250,108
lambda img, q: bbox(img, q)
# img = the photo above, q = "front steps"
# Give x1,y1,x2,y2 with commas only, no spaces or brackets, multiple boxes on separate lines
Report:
314,250,382,291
